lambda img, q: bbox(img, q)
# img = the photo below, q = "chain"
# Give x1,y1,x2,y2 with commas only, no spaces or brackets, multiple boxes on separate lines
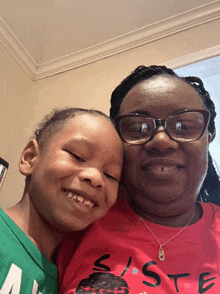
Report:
140,210,195,261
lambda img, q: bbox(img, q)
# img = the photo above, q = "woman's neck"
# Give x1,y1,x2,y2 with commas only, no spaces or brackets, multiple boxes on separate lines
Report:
4,195,65,263
127,197,202,227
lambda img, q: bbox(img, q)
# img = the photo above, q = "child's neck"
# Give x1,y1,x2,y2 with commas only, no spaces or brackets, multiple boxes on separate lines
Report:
4,195,65,263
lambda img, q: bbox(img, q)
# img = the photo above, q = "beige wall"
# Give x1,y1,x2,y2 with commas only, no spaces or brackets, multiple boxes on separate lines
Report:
1,19,220,208
1,45,33,208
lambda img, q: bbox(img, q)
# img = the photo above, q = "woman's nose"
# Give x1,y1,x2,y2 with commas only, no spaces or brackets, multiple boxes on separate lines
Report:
144,126,178,153
79,168,104,188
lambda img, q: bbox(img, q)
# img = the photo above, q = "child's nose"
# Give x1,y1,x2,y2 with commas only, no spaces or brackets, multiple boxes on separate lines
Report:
79,168,104,188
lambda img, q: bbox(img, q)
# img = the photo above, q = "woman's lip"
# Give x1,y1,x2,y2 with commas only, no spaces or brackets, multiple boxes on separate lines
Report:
142,165,183,172
141,158,185,170
140,160,185,179
141,160,185,175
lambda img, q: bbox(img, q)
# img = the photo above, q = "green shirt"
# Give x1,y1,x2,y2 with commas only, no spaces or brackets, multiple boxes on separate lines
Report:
0,208,57,294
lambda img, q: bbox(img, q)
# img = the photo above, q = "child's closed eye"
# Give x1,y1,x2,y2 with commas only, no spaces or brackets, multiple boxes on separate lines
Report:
104,173,118,182
67,151,85,163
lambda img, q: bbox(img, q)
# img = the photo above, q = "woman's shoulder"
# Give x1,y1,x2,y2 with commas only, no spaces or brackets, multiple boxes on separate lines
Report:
201,201,220,213
200,201,220,225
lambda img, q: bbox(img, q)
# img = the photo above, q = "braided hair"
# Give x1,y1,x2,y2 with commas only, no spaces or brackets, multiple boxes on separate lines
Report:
110,65,220,205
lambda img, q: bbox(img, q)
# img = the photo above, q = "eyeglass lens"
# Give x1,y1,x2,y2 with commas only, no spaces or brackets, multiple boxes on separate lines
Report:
119,112,206,144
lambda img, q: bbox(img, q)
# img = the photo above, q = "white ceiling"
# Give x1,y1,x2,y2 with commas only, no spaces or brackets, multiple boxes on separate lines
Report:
0,0,220,79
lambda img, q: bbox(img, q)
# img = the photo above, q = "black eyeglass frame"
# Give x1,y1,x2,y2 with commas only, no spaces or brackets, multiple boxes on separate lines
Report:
114,109,210,145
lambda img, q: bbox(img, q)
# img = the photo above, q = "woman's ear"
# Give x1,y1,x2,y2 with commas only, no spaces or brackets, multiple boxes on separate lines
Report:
19,140,40,176
208,132,212,143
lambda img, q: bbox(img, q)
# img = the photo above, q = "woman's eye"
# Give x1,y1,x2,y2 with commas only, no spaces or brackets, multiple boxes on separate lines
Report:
175,122,197,133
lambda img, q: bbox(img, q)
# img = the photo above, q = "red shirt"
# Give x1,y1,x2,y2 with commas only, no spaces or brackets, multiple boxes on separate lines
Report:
59,199,220,294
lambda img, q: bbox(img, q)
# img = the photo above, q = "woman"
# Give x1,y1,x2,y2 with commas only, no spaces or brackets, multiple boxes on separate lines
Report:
59,66,220,294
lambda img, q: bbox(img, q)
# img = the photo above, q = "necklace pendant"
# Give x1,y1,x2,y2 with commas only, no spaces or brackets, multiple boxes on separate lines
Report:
159,246,165,261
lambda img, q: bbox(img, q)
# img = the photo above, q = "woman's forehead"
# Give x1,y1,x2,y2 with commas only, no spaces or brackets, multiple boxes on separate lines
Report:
119,75,205,115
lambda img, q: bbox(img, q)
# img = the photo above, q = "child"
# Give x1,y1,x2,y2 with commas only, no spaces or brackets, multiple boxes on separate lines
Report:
0,108,123,294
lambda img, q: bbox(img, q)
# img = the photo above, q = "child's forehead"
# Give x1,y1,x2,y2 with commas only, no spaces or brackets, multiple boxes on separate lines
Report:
59,114,121,148
55,114,117,145
68,113,108,123
43,115,122,168
64,114,112,132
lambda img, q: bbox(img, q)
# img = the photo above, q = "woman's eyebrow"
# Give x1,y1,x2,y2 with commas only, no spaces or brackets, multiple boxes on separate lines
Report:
130,110,150,116
132,108,191,117
172,108,190,115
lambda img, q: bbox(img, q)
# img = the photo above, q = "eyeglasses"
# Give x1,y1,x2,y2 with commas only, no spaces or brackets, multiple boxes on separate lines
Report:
114,109,210,145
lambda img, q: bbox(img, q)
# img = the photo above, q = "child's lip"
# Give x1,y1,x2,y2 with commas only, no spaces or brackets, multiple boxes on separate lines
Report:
66,192,95,208
63,188,98,207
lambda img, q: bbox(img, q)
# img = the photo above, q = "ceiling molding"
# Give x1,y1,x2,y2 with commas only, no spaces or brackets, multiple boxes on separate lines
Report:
166,44,220,69
0,17,38,80
1,1,220,80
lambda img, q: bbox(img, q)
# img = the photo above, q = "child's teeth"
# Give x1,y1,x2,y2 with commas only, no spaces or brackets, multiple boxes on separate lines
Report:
84,200,94,208
66,192,95,208
67,192,73,198
77,196,84,203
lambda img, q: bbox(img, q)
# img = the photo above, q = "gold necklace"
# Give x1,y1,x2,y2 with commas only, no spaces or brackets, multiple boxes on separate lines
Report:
140,210,195,261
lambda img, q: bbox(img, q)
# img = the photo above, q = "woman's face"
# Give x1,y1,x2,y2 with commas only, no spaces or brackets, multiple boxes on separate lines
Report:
119,75,210,217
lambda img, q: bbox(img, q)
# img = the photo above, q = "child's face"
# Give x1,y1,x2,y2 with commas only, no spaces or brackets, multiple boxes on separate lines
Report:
21,114,123,232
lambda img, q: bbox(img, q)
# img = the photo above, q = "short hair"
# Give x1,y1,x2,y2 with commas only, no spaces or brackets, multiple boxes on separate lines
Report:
34,107,111,149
